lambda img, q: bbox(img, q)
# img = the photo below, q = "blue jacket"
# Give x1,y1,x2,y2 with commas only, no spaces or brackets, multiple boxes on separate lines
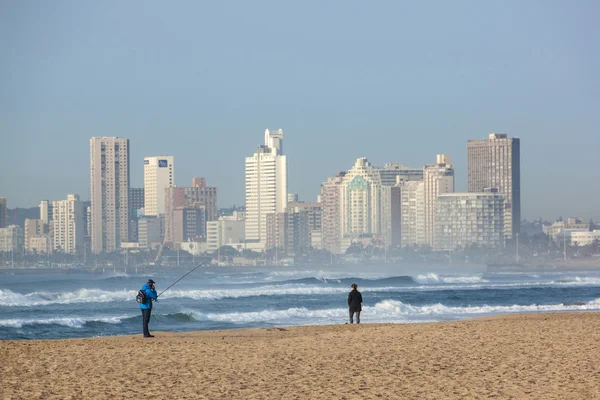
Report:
139,283,158,310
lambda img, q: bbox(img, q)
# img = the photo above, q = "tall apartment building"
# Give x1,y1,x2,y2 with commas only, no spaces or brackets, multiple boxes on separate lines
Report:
0,198,7,228
128,187,145,242
24,219,45,252
433,191,505,251
245,129,287,248
164,178,218,246
320,172,346,254
90,137,130,253
424,154,454,246
129,187,145,215
468,133,520,237
266,212,310,256
340,158,384,239
52,194,84,254
400,180,426,247
138,216,161,248
39,200,50,225
379,163,423,186
143,156,174,216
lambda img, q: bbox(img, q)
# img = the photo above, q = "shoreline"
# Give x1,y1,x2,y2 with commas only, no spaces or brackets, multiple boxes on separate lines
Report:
2,312,600,399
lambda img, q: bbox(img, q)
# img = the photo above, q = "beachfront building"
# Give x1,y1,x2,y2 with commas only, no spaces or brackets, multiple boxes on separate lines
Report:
206,214,245,252
339,158,384,246
90,137,130,253
433,190,505,251
138,216,161,249
143,156,174,216
379,163,423,186
320,172,346,254
543,218,590,242
400,180,426,247
0,225,24,253
164,178,218,247
245,129,287,249
571,230,600,246
52,194,84,255
39,200,50,225
468,133,520,238
424,154,454,246
24,219,45,253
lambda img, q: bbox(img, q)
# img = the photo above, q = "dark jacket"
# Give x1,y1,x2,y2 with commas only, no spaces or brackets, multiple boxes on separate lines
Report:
348,289,362,312
139,283,158,310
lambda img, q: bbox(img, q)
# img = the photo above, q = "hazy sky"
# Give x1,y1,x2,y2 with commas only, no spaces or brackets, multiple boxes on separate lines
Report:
1,1,599,220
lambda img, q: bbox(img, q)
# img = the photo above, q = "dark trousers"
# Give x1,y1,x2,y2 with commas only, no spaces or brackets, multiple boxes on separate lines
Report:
350,310,360,324
141,308,152,336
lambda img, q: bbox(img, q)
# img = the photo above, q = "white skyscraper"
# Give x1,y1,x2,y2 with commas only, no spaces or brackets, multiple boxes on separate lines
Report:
39,200,49,225
144,156,174,216
90,137,130,254
245,129,287,247
52,194,84,254
424,154,454,246
401,180,426,247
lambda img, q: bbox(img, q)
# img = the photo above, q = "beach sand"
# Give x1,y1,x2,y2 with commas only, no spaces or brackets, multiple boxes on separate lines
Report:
2,312,600,399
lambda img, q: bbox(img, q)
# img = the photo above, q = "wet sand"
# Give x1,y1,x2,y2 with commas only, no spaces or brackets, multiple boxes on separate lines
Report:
2,312,600,399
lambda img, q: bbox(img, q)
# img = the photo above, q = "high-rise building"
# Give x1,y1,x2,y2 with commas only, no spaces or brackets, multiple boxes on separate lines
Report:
0,198,7,228
340,158,384,239
90,137,130,253
320,172,346,254
129,187,145,215
468,133,520,237
379,163,423,186
39,200,50,226
164,178,218,246
424,154,454,246
53,194,84,254
400,180,426,247
24,219,45,253
434,190,505,251
143,156,174,216
245,129,287,248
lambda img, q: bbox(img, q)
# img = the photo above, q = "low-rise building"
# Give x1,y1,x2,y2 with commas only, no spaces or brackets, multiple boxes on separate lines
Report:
0,225,24,253
571,230,600,246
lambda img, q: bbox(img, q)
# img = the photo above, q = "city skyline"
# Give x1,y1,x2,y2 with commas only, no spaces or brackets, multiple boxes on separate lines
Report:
1,2,599,220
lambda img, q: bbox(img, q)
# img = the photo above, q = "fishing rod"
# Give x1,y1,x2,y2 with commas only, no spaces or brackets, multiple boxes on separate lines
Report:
156,258,212,298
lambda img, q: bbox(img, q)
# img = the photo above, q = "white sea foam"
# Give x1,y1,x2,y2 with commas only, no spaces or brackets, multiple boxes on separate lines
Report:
0,289,135,307
415,273,489,284
0,315,132,329
179,297,600,325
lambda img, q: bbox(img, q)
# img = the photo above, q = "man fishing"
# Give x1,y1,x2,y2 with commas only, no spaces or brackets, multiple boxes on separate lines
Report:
139,279,158,338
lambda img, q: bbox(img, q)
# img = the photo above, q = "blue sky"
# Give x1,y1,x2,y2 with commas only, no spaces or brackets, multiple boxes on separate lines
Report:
1,0,599,220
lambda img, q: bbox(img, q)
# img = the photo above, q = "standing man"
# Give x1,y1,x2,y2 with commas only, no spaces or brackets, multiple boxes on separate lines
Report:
140,279,158,337
348,283,362,324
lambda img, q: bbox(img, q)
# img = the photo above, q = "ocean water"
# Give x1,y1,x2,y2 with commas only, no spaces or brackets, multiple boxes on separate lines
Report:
2,264,600,340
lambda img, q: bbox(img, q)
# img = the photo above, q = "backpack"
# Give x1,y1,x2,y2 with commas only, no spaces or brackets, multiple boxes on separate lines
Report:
136,289,147,304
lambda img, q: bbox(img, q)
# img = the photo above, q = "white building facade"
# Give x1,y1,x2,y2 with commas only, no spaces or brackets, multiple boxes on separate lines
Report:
424,154,454,246
434,192,505,251
244,129,287,249
401,180,426,247
339,158,384,240
207,215,246,252
90,137,130,253
0,225,24,253
144,156,174,216
52,194,84,254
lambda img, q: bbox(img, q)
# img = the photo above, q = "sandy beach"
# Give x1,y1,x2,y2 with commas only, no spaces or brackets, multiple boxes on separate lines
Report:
2,312,600,399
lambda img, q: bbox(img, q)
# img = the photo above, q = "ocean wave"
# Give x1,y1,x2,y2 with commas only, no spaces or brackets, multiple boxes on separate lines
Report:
178,298,600,325
414,273,489,284
0,289,135,307
0,315,132,329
